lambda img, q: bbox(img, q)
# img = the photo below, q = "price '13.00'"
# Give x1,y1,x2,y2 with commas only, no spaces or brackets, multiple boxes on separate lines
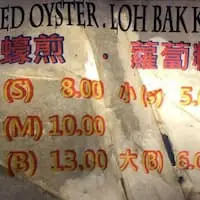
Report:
50,149,108,172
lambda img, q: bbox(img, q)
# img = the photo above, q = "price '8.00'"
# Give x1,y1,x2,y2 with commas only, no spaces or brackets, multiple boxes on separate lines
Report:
61,77,104,100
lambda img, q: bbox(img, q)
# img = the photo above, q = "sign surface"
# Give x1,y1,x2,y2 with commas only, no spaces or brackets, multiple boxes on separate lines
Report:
0,0,200,199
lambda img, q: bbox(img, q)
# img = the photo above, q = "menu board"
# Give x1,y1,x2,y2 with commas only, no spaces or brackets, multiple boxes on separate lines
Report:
0,0,200,199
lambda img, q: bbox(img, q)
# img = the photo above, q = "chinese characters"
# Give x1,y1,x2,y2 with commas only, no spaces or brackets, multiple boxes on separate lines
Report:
130,41,198,70
0,34,65,64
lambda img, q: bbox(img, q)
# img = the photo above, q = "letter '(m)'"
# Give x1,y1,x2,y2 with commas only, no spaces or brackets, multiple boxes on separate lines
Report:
3,116,43,141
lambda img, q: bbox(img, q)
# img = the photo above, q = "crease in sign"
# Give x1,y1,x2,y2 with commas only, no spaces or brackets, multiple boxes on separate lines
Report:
84,42,100,80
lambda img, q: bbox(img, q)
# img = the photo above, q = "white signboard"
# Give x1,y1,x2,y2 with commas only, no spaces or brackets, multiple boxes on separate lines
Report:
0,0,200,199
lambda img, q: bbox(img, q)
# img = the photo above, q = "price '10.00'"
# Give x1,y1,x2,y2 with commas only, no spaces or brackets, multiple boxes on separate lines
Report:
49,115,106,136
